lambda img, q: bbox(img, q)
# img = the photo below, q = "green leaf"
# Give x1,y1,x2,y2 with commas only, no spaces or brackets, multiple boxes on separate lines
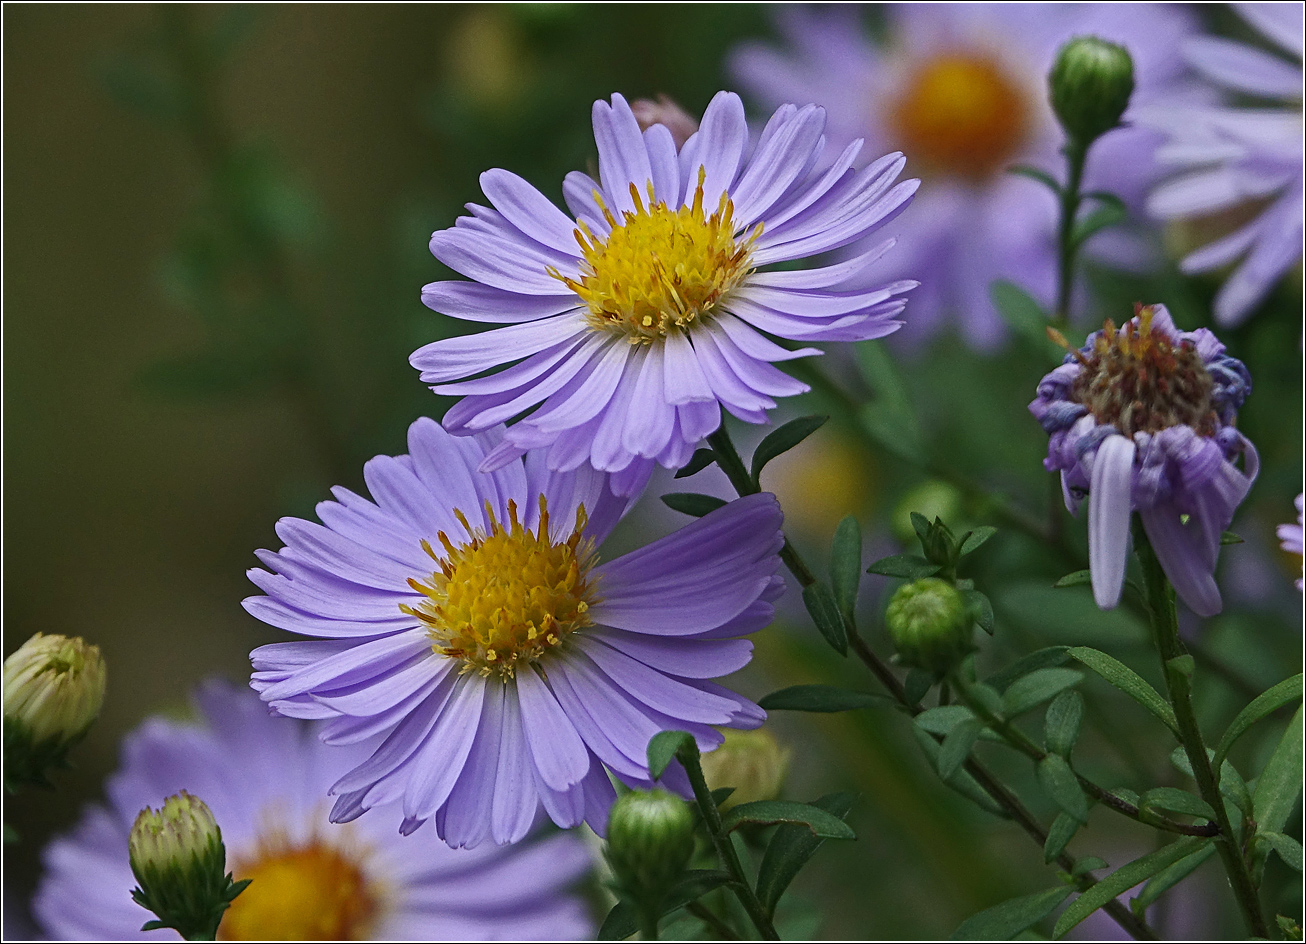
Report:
1045,691,1084,757
1213,674,1303,771
1054,570,1093,588
915,706,977,736
1256,832,1304,872
598,870,736,939
759,685,893,713
802,581,848,656
1044,811,1080,863
987,647,1072,693
938,718,984,780
866,554,941,579
989,279,1053,350
859,401,925,465
904,669,936,706
911,726,1008,818
1003,668,1083,717
1131,841,1216,915
951,886,1072,940
1220,530,1244,545
1072,857,1107,876
1139,787,1216,822
751,415,828,484
1071,191,1127,249
968,683,1005,720
1069,647,1179,735
962,589,995,636
1053,838,1208,937
1253,705,1304,836
720,800,855,840
1038,754,1087,823
1008,163,1063,195
647,730,696,780
958,526,999,556
673,448,717,479
756,793,856,914
1169,748,1253,815
830,516,863,623
660,493,727,518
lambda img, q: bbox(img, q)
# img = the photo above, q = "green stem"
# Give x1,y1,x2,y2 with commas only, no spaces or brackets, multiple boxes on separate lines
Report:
676,744,779,941
1054,138,1088,327
686,901,740,940
637,902,660,942
1135,528,1270,939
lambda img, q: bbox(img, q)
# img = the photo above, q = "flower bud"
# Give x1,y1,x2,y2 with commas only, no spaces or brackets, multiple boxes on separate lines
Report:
129,792,249,939
700,728,791,810
886,577,973,673
605,789,695,908
3,633,106,790
630,95,699,149
1048,36,1134,145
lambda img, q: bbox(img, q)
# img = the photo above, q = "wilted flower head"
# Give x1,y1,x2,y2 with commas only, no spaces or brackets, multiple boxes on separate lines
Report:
412,91,916,493
1279,493,1304,590
1142,3,1303,326
1031,304,1257,616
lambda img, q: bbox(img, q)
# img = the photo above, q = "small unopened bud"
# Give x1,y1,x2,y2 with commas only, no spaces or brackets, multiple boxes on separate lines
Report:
700,728,791,810
129,792,249,939
630,95,699,149
605,789,695,908
1048,36,1134,145
3,633,106,790
886,578,973,673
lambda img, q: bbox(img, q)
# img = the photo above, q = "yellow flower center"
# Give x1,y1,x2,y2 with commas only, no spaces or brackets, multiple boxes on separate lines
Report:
222,835,378,941
550,170,760,344
888,53,1030,180
403,496,598,678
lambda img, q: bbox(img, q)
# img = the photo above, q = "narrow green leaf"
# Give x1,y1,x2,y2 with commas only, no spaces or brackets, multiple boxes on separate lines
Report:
853,340,911,409
1213,674,1303,771
1045,690,1084,757
1253,705,1304,837
1072,856,1107,877
647,730,696,780
1003,668,1083,717
1131,841,1216,915
1044,811,1080,863
1256,832,1304,872
1008,163,1063,195
1220,530,1244,545
598,870,736,939
751,415,828,484
802,581,848,656
720,800,855,839
989,279,1052,350
904,669,936,706
661,493,728,518
756,793,856,914
859,401,925,465
958,526,999,556
673,448,717,479
759,685,892,713
830,516,863,622
987,647,1072,693
968,682,1005,720
909,512,932,545
1054,570,1093,588
711,787,737,808
951,886,1072,940
1069,647,1179,735
962,589,995,635
1070,196,1127,249
1140,787,1216,822
914,706,977,736
1169,748,1253,815
866,554,941,579
1038,754,1087,823
938,718,984,780
911,726,1008,818
1053,838,1208,937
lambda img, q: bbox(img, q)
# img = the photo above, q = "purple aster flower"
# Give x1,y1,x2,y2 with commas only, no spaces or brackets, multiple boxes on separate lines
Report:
1031,304,1258,616
730,4,1203,349
1278,493,1304,590
245,417,782,847
411,91,917,492
1141,3,1304,327
33,680,592,941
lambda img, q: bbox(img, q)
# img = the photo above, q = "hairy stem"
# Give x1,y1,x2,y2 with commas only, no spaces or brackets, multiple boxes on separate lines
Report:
1054,138,1088,326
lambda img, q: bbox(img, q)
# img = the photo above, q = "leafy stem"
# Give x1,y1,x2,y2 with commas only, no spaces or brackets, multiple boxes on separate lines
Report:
1054,138,1088,326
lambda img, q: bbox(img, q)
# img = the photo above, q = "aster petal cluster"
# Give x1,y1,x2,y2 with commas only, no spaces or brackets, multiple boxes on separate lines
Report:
35,681,592,941
1030,304,1258,616
730,4,1204,348
1142,3,1304,326
1279,493,1304,590
411,91,917,492
245,417,782,847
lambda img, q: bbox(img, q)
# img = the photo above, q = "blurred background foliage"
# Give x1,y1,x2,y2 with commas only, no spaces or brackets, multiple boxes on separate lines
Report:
3,4,1300,938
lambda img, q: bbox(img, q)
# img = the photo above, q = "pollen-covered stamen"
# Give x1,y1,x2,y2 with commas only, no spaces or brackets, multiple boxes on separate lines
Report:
548,168,761,344
402,496,598,678
1068,304,1217,437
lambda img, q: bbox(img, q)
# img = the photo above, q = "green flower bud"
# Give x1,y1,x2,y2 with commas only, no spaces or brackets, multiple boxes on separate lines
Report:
886,577,973,673
129,791,249,939
700,728,791,811
605,789,695,909
3,633,106,791
1048,36,1135,145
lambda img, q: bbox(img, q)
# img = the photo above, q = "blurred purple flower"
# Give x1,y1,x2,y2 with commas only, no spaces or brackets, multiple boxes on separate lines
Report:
730,4,1203,349
1031,304,1258,616
34,680,593,941
1142,3,1304,327
1279,492,1304,590
246,418,782,847
412,91,917,493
